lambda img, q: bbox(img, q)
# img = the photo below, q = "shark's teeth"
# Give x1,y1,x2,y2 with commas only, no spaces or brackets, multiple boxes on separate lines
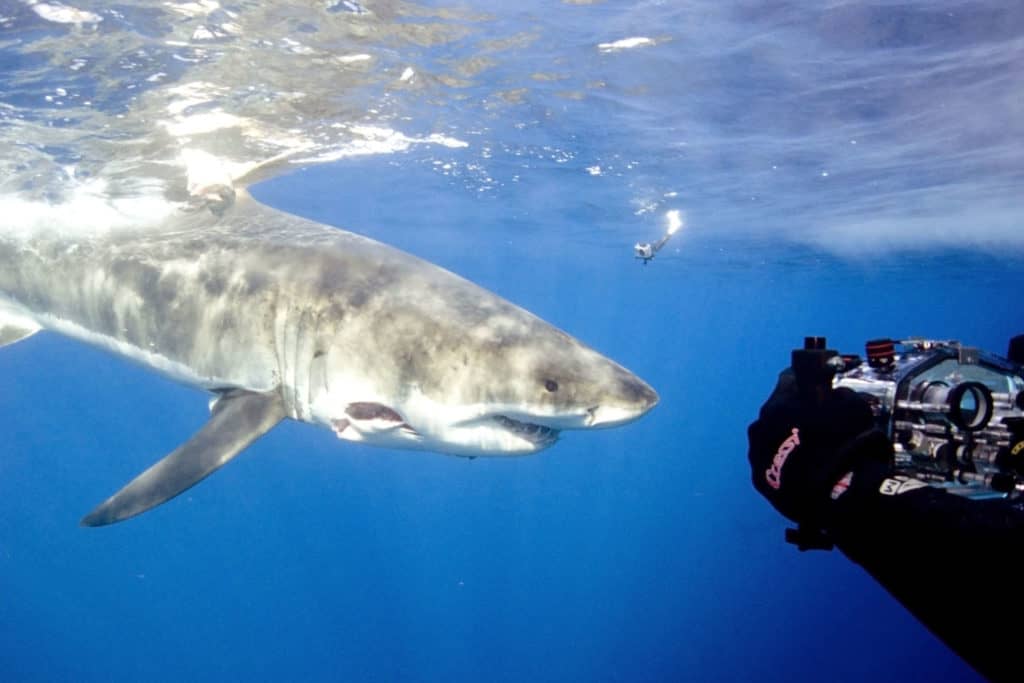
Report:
492,415,559,447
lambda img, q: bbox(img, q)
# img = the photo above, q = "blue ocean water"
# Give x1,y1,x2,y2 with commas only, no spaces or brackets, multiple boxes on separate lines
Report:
1,2,1022,682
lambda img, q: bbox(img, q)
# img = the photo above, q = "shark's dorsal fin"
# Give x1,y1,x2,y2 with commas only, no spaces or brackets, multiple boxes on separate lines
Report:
81,388,286,527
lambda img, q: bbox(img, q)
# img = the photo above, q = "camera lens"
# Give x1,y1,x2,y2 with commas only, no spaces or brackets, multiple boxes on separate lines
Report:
948,381,993,432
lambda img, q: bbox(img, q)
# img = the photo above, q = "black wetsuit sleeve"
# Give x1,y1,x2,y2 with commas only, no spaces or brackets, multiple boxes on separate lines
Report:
827,462,1024,683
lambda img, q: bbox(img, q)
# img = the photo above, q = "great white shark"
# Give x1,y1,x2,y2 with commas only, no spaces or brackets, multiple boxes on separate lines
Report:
0,191,658,526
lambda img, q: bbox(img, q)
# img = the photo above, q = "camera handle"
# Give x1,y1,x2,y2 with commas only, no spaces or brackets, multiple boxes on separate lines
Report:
791,336,840,407
785,337,842,551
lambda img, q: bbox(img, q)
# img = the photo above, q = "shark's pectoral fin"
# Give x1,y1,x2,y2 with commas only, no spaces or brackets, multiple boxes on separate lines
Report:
81,388,286,527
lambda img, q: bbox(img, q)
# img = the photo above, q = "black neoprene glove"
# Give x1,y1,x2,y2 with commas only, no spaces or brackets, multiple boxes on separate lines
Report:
747,369,893,527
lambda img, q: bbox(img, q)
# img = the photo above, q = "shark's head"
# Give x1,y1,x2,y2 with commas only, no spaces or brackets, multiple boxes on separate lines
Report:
304,281,658,456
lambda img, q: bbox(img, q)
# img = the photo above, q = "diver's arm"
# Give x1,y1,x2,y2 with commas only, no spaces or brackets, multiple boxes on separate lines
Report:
825,462,1024,683
829,462,1024,558
748,371,1024,683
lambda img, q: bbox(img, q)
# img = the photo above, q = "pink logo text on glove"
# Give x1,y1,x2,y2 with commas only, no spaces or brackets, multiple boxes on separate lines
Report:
766,427,800,490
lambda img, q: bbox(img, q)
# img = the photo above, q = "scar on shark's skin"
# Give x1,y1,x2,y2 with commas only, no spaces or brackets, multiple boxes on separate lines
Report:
345,402,404,421
334,402,417,435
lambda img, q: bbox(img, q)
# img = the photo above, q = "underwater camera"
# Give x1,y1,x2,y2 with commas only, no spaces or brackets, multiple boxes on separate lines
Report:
792,335,1024,500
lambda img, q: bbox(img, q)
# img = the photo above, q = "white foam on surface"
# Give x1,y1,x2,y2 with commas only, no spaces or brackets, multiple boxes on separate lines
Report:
27,1,101,24
598,37,654,53
336,54,372,64
164,110,248,136
166,1,221,18
0,179,179,239
297,126,468,164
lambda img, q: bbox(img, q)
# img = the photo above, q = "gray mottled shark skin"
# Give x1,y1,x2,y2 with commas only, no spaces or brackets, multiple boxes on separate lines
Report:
0,193,658,526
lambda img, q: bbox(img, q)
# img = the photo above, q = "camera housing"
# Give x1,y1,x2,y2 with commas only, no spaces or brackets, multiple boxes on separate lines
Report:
795,336,1024,499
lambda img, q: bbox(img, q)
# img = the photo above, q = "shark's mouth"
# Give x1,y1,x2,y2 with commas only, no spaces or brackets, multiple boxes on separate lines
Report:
493,415,560,448
330,402,561,453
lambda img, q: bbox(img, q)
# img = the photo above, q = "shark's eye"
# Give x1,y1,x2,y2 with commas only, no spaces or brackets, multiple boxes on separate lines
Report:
544,379,559,393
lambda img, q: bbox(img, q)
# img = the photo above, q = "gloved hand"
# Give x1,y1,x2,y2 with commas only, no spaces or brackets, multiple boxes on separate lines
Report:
747,369,893,527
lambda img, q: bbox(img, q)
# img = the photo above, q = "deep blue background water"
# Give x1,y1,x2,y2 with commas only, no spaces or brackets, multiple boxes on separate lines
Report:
2,1,1023,681
2,152,1020,681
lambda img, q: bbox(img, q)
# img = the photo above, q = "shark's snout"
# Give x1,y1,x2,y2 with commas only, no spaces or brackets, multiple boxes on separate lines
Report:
587,374,659,428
